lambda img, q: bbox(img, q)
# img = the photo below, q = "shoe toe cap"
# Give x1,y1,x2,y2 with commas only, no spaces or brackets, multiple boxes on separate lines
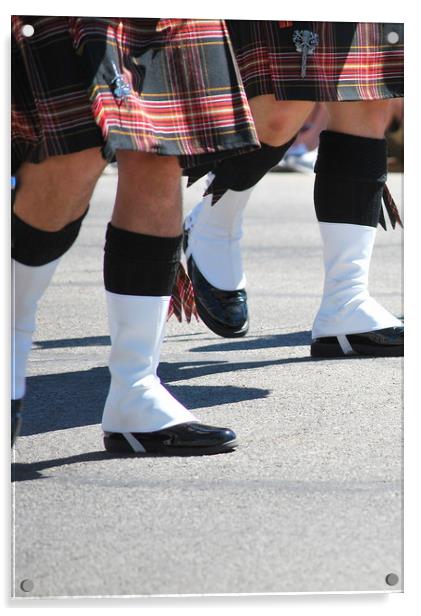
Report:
188,257,248,332
172,422,237,447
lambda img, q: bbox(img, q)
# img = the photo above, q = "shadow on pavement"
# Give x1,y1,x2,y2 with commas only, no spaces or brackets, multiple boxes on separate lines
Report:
22,358,291,436
32,330,312,352
12,447,240,483
158,355,312,383
21,330,315,437
189,330,312,353
12,451,109,483
33,335,110,349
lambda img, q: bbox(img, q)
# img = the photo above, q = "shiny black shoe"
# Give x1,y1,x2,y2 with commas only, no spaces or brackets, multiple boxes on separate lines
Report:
12,399,23,446
183,226,249,338
184,241,249,337
103,422,238,456
311,326,404,358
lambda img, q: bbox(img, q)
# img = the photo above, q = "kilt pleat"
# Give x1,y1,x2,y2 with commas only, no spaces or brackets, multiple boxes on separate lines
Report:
227,20,404,102
12,16,258,173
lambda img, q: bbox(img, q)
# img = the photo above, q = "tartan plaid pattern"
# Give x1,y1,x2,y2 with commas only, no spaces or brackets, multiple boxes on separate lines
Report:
168,263,199,323
227,21,404,102
12,17,258,172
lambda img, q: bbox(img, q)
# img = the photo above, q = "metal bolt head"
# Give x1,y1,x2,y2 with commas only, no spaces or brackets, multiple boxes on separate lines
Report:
387,31,399,44
385,573,399,586
21,24,35,37
20,579,34,592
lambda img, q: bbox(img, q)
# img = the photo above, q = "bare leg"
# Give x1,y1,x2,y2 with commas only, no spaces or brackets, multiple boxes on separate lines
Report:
112,151,182,236
324,99,392,138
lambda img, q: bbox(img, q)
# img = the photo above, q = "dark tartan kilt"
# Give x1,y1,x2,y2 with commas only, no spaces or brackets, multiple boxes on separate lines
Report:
227,20,404,102
11,17,259,174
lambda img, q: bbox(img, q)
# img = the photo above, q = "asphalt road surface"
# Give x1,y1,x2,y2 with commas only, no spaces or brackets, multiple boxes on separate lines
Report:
11,170,403,598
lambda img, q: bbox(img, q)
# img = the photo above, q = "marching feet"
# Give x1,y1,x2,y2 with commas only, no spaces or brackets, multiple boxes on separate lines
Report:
184,185,251,337
101,291,238,455
184,141,295,338
102,224,238,455
310,131,403,358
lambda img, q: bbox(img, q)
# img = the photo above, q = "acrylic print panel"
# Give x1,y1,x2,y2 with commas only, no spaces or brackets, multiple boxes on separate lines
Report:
11,14,403,598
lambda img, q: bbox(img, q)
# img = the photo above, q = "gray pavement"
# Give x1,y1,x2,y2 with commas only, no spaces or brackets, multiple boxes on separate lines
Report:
11,170,403,598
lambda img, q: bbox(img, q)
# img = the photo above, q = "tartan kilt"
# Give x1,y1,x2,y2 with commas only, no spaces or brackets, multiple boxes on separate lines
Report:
227,21,404,102
11,17,259,174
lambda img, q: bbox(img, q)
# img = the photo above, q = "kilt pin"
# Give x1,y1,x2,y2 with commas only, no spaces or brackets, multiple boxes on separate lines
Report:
184,20,404,357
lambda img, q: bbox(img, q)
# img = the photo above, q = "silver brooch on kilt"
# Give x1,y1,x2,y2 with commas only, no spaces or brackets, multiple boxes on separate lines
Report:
110,62,131,101
292,30,319,78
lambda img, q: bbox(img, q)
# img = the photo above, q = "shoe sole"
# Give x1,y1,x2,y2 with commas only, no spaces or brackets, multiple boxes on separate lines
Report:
103,435,239,456
194,295,249,338
311,341,404,358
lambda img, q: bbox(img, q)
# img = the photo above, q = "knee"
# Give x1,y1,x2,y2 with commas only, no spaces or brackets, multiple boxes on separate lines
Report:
250,98,315,146
56,148,108,202
14,148,106,231
260,114,298,146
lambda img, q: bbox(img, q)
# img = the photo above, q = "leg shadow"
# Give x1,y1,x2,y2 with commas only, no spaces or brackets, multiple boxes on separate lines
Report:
21,361,275,436
189,330,312,353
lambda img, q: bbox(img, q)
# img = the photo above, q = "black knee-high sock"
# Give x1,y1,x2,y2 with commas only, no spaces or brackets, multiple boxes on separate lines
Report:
103,224,182,296
12,207,89,265
314,131,387,228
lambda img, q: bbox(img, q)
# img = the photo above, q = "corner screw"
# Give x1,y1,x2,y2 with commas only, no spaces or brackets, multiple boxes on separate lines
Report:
20,579,34,592
21,25,35,37
385,573,399,586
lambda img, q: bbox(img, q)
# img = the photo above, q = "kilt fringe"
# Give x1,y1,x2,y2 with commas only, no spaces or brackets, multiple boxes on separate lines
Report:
168,263,199,323
379,184,403,230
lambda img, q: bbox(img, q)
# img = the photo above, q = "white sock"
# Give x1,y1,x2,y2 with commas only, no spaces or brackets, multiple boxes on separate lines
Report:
185,180,253,290
12,259,60,399
312,222,402,339
102,292,197,433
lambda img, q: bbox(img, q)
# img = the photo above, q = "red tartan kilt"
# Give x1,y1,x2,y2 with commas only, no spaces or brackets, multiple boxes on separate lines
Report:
227,21,404,102
11,17,258,173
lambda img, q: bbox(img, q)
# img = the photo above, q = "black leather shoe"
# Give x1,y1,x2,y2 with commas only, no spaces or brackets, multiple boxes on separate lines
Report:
187,255,249,338
311,326,404,358
103,422,238,455
184,233,249,338
183,226,249,338
12,399,23,446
